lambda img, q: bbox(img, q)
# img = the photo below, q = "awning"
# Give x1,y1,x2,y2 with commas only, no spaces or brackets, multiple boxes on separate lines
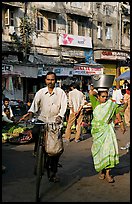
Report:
2,71,25,77
115,70,130,81
13,66,38,78
2,2,23,8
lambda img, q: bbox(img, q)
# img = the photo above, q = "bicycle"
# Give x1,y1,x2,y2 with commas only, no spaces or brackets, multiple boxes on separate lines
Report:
33,120,46,202
18,119,47,202
28,119,63,202
18,118,63,202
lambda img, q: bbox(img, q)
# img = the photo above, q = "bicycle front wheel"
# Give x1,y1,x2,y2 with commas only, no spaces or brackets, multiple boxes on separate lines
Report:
35,145,44,202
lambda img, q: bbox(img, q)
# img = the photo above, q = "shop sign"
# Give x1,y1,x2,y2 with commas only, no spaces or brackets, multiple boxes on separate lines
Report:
38,66,53,76
2,64,13,73
59,34,92,48
103,68,116,75
101,51,129,60
73,66,103,75
53,67,73,76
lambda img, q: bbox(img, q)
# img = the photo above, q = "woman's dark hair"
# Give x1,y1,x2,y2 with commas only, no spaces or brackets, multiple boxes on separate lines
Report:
98,91,108,96
45,71,57,82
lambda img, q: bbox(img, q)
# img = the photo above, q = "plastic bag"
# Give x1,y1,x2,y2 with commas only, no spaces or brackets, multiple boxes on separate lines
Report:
44,124,64,156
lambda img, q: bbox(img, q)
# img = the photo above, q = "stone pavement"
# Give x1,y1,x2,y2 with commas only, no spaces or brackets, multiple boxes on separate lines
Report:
41,126,130,202
2,126,130,202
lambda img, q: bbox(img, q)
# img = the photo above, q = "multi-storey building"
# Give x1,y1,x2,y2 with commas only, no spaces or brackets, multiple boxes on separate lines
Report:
92,2,130,85
2,2,130,101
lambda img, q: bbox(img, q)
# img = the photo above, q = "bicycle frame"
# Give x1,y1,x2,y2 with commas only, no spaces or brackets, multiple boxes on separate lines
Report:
34,121,58,202
34,122,48,202
19,120,61,202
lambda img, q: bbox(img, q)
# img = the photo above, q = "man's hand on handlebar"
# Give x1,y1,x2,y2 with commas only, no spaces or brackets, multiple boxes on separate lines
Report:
18,112,33,123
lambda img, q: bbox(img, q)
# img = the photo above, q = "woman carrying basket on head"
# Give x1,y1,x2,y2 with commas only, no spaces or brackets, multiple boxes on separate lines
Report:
89,86,126,183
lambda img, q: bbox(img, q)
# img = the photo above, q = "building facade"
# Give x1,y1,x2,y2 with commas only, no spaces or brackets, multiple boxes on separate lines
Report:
2,2,130,101
92,2,130,86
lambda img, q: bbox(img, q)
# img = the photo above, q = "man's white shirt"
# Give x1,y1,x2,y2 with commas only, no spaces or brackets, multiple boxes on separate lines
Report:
28,86,67,122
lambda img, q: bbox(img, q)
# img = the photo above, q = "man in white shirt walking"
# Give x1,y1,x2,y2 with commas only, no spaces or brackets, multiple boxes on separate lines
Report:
64,83,86,143
112,85,123,105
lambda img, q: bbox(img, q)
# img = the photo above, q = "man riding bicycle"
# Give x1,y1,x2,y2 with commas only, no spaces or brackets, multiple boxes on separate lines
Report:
19,71,67,182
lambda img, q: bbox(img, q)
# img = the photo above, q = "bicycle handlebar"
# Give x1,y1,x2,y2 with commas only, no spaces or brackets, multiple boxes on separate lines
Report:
18,118,60,126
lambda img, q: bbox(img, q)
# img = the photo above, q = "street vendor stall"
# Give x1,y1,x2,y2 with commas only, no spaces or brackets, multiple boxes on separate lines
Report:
2,122,33,145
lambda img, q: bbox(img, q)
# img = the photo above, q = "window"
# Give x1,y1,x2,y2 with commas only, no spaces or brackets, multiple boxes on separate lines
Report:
96,3,102,13
67,19,73,34
97,22,102,39
105,24,112,40
48,19,56,32
10,11,14,26
123,22,130,37
37,17,43,31
104,5,114,16
5,9,14,26
78,21,85,36
5,9,9,25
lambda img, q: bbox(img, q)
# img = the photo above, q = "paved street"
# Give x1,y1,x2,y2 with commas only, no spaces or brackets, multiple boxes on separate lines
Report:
2,126,130,202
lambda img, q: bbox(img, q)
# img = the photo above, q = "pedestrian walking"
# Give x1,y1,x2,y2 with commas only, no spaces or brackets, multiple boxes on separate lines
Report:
19,71,67,182
112,85,124,105
64,82,86,143
123,83,130,127
89,88,126,183
112,86,125,125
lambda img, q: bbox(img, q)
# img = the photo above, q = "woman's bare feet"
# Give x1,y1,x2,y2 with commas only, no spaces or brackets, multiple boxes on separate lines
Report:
105,174,114,183
105,169,114,183
98,169,105,180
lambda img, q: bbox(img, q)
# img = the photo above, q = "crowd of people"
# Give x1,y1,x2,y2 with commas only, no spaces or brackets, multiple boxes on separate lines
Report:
2,72,130,183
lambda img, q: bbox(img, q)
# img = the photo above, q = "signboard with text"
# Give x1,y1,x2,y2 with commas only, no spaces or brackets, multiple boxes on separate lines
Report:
73,66,103,75
53,67,73,76
2,64,13,73
101,51,129,60
59,34,92,48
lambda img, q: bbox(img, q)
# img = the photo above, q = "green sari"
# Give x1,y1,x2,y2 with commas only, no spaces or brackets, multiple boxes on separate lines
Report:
90,95,119,172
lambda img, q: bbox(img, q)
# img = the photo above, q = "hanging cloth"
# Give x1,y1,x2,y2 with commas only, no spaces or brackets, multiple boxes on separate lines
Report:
6,77,9,90
8,76,14,94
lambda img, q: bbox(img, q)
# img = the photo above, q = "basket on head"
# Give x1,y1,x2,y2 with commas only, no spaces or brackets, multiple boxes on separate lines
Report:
91,74,115,89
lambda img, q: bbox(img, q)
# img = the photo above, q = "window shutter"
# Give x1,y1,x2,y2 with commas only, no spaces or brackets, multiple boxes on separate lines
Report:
5,9,10,25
